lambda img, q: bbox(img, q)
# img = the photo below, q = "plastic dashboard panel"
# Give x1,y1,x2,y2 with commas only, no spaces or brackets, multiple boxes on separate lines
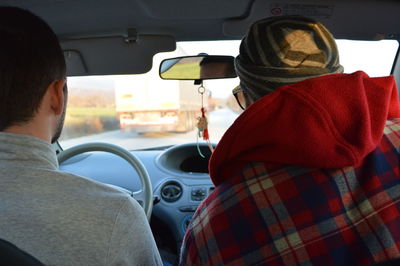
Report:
59,142,215,244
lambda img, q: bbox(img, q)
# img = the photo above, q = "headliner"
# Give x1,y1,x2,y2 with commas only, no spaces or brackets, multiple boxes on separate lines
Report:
6,0,400,41
4,0,400,75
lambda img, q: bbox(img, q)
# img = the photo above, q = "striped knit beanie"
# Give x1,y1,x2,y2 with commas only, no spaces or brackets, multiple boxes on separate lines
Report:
235,16,344,100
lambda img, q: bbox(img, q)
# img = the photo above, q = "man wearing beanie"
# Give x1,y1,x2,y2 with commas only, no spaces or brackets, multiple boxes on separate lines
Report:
180,16,400,265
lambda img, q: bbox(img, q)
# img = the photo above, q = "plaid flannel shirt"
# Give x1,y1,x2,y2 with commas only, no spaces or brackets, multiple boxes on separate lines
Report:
180,119,400,265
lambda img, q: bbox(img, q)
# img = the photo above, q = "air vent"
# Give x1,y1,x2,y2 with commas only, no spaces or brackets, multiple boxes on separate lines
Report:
161,181,183,202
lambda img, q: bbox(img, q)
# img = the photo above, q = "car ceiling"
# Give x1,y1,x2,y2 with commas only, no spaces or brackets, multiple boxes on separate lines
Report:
5,0,400,76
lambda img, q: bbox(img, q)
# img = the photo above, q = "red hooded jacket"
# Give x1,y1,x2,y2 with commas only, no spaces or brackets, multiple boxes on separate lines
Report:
181,71,400,266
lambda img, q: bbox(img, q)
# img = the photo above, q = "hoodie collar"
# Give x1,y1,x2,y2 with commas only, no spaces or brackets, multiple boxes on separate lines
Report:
0,132,58,170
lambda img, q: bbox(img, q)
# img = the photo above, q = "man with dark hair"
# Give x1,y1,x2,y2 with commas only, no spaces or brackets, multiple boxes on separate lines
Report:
180,16,400,265
0,6,162,265
0,7,67,143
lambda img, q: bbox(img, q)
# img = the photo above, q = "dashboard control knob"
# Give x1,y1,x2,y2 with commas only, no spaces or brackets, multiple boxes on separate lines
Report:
191,188,207,201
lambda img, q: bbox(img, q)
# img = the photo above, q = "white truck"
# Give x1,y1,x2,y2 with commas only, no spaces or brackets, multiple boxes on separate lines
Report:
115,52,202,133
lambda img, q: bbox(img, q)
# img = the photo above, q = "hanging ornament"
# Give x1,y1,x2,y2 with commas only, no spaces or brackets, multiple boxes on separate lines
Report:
196,84,214,158
197,107,209,140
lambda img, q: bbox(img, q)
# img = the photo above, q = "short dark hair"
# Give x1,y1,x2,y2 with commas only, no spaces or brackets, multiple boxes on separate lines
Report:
0,6,66,130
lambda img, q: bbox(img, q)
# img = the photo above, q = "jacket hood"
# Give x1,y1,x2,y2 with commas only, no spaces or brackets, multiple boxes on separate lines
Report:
209,71,400,186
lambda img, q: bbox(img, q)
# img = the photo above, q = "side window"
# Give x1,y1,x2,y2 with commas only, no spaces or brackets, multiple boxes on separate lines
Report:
336,40,398,77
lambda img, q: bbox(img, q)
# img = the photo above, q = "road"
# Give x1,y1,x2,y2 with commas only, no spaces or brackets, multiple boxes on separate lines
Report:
59,108,240,150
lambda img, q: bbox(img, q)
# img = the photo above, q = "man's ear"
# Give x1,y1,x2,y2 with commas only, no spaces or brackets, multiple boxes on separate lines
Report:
49,79,66,115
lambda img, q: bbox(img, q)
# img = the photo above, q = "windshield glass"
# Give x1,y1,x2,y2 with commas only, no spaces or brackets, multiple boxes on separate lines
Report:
59,40,398,150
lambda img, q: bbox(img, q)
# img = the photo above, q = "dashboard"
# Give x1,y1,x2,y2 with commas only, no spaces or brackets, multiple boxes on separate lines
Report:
59,142,215,262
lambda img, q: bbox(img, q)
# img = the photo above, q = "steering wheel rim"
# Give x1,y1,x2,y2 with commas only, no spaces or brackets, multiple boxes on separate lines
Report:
57,142,153,220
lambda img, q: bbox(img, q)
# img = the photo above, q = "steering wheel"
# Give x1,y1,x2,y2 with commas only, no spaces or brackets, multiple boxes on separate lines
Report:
57,142,153,220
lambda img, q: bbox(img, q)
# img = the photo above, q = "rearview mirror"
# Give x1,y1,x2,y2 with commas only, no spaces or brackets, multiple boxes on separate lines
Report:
159,55,237,80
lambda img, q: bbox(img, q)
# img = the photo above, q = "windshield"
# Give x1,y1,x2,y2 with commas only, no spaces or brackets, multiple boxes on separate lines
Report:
59,40,399,150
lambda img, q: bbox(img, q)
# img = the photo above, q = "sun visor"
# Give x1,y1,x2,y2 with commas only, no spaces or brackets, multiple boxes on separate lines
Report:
223,0,400,40
61,35,176,76
223,0,336,38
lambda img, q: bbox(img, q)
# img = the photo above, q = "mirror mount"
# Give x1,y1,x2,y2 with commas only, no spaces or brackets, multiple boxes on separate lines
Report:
124,28,138,44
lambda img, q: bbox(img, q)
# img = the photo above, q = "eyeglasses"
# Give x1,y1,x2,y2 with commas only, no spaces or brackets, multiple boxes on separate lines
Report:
232,85,246,110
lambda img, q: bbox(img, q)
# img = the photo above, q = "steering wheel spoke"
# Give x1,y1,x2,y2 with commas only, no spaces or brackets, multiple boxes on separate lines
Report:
131,189,145,207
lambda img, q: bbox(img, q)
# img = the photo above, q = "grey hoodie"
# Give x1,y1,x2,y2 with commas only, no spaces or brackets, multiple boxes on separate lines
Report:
0,132,162,266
